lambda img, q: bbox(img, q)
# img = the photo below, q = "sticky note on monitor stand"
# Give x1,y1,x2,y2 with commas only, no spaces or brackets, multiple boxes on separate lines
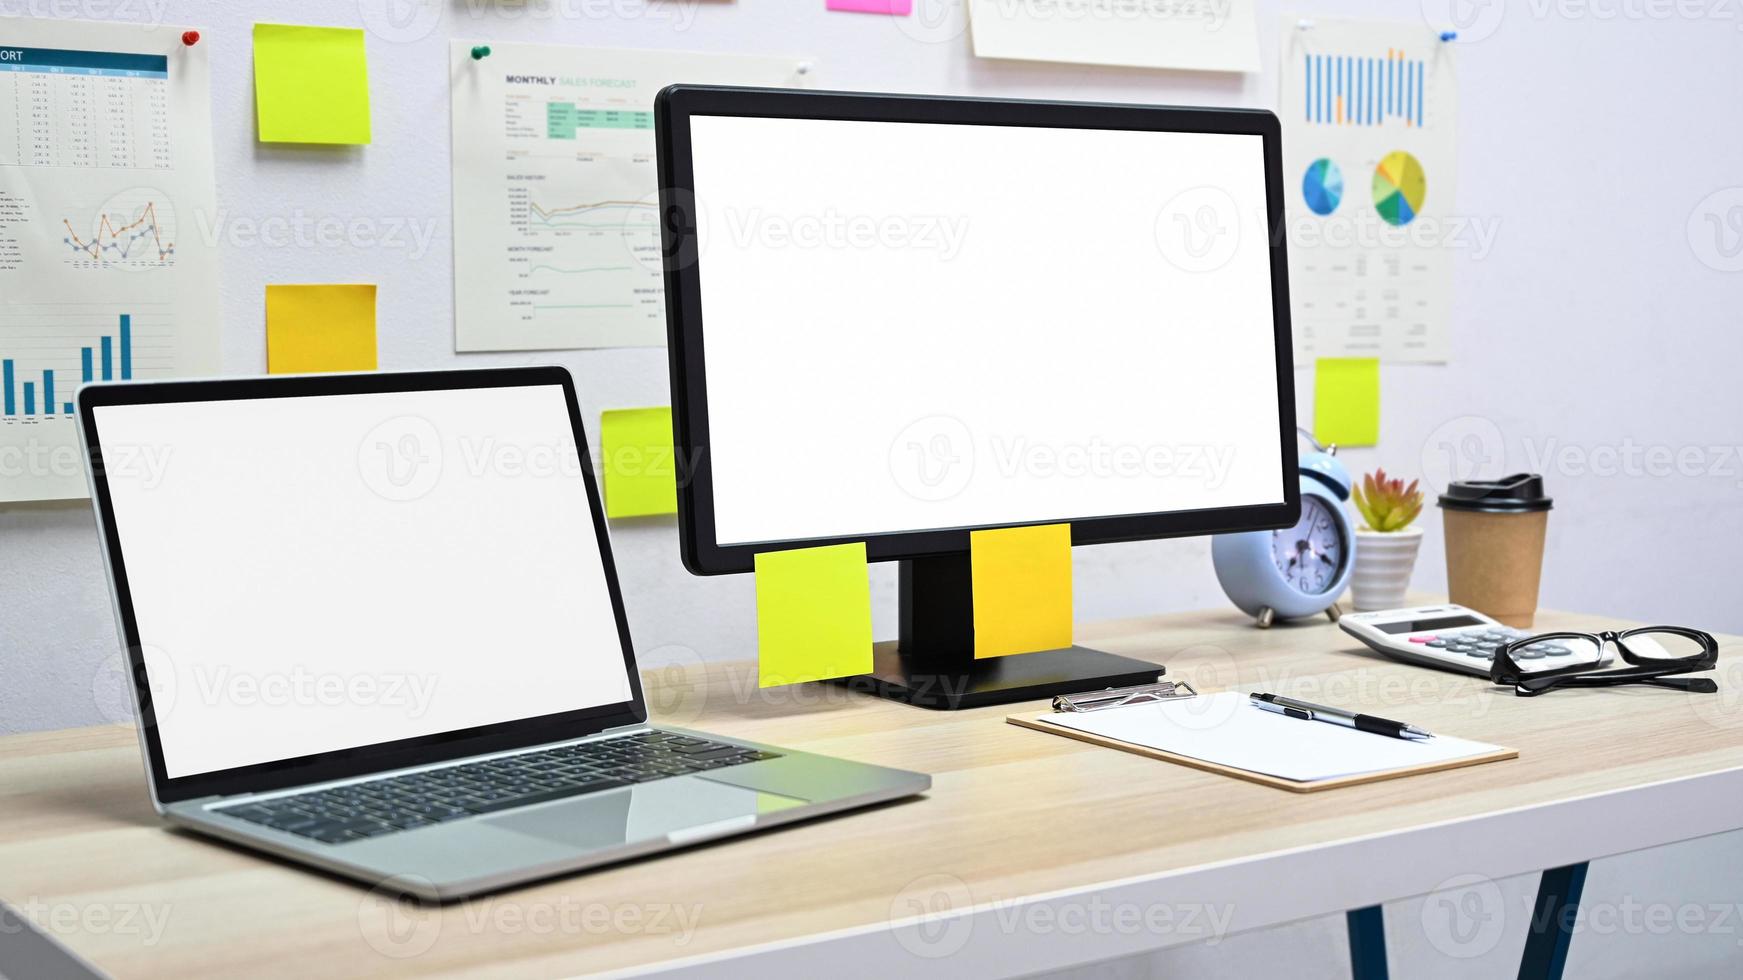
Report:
253,24,372,144
265,284,377,374
1313,358,1381,448
972,523,1073,659
827,0,914,13
600,407,678,519
755,543,873,688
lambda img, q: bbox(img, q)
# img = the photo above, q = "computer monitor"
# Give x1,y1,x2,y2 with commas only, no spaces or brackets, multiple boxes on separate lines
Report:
655,87,1298,708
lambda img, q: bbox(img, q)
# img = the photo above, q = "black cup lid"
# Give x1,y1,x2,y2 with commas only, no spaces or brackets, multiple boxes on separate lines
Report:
1438,473,1553,513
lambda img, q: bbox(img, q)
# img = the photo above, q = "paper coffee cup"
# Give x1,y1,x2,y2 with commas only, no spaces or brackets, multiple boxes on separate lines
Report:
1439,474,1552,629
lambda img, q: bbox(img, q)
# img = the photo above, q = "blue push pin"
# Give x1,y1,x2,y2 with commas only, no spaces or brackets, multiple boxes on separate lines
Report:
1439,31,1458,41
470,45,491,61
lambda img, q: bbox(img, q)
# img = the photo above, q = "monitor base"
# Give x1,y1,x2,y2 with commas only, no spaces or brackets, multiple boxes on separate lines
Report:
835,641,1163,711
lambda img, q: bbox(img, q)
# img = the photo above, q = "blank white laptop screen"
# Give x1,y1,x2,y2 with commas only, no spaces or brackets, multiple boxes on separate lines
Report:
92,384,633,779
686,115,1286,546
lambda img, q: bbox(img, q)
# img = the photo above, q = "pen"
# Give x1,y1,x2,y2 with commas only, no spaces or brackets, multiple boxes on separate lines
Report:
1249,693,1433,741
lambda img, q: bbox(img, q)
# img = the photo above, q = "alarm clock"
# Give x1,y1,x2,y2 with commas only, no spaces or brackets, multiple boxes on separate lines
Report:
1212,437,1356,628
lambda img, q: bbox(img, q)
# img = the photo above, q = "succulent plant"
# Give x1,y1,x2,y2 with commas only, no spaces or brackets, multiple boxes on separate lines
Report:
1352,469,1424,533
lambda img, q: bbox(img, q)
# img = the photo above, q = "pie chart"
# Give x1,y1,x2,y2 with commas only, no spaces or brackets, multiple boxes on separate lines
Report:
1372,151,1427,226
1302,158,1344,216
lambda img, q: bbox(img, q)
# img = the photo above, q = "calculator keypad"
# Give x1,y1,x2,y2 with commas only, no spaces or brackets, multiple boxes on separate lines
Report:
1345,610,1614,677
1414,626,1528,661
1402,626,1589,670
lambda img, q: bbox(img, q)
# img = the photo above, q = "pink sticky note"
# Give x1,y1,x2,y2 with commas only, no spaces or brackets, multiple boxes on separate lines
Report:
827,0,912,13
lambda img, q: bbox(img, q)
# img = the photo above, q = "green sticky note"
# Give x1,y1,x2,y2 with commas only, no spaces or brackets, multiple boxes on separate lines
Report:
600,408,678,519
755,543,873,688
1314,358,1381,447
253,24,372,144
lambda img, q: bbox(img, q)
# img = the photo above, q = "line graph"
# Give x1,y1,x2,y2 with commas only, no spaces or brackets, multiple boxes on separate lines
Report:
61,190,178,270
63,201,175,263
503,182,664,327
523,198,659,233
526,264,636,276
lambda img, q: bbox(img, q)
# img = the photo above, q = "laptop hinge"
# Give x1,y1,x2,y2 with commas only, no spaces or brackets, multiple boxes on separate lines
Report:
603,722,649,735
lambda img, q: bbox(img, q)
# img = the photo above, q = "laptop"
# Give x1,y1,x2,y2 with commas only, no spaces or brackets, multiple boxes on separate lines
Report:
77,366,929,901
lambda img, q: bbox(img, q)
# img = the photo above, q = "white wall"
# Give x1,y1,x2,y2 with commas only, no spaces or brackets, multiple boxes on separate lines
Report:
5,0,1741,731
1,1,1740,973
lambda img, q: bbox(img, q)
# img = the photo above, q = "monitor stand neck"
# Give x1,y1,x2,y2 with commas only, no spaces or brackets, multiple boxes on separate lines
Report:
898,552,977,661
835,554,1165,710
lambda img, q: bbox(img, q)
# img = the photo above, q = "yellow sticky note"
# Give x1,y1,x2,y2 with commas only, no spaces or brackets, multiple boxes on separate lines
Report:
253,24,372,144
972,523,1073,658
601,407,678,519
755,543,873,688
265,284,377,374
1313,358,1381,447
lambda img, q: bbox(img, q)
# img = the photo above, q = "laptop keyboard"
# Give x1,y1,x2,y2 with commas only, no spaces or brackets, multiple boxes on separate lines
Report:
215,731,780,845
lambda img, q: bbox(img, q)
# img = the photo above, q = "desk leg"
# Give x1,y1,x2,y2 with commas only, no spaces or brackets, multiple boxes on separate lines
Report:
1346,905,1390,980
1517,862,1588,980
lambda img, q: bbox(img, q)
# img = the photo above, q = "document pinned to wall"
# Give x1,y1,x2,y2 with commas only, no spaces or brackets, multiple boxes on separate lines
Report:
1280,17,1457,363
968,0,1261,73
448,41,813,352
0,18,221,502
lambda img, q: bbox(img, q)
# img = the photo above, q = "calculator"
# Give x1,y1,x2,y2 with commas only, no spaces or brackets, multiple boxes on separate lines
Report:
1338,604,1614,677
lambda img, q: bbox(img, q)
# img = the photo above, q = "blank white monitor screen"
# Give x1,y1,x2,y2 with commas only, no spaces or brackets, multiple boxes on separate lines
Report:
686,115,1288,547
92,384,633,779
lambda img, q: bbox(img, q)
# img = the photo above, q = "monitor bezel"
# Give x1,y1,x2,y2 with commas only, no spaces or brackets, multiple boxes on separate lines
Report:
655,86,1300,575
77,366,649,804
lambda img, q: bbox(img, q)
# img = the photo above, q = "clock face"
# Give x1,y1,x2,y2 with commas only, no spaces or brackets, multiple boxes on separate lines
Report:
1270,496,1345,595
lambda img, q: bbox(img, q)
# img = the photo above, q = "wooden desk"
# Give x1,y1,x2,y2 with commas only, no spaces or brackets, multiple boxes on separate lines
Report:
2,605,1740,978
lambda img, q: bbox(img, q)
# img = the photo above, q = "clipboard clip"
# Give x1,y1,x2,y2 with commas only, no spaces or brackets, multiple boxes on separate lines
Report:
1053,680,1197,713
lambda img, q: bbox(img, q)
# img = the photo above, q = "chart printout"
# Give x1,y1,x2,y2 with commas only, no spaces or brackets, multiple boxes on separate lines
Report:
449,42,810,352
0,18,221,501
968,0,1261,73
1279,17,1457,363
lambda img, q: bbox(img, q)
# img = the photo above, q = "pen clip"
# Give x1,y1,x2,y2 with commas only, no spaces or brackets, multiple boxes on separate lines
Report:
1250,694,1316,721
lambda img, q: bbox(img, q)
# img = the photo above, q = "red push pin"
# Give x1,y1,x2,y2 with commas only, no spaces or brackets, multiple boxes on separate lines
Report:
181,30,200,47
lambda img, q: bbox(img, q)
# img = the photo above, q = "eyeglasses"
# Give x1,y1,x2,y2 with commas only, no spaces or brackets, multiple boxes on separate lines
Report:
1491,627,1719,697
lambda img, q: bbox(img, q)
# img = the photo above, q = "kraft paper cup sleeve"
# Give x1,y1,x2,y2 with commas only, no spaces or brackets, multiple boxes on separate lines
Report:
1442,509,1549,629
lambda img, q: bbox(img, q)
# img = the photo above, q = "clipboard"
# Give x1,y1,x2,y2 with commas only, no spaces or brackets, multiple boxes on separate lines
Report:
1008,686,1518,793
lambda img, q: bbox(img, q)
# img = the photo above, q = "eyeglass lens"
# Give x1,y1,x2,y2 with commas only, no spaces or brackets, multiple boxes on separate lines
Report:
1619,630,1709,661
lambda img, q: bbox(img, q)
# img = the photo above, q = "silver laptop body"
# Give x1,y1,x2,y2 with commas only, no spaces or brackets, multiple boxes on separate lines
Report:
77,366,928,901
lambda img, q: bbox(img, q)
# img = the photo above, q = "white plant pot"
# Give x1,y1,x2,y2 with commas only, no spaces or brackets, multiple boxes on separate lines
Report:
1351,527,1424,612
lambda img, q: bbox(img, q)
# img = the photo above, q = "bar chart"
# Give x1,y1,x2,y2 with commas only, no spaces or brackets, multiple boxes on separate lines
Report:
1303,49,1426,128
1,309,151,420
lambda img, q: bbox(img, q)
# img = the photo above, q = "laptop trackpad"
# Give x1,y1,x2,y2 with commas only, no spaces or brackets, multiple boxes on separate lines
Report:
485,777,806,849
